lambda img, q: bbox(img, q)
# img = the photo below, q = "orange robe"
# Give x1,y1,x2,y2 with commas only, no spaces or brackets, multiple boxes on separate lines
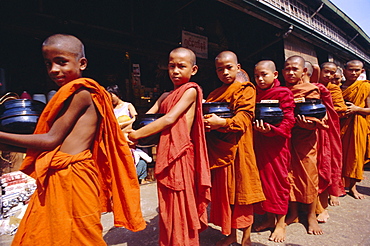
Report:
206,81,265,235
288,82,328,204
156,82,211,246
254,79,295,215
12,78,145,246
341,80,370,180
327,82,347,117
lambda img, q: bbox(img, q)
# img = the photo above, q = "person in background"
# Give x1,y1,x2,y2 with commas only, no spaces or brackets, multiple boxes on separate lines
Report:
106,84,150,184
106,84,137,131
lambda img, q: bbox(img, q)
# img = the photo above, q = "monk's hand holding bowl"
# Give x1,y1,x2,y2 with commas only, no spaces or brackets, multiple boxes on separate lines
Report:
126,129,138,147
253,119,271,133
203,113,227,131
296,114,316,130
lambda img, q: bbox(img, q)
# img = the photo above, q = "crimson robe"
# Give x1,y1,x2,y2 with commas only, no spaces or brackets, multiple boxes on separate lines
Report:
254,79,295,215
155,82,211,246
314,83,345,196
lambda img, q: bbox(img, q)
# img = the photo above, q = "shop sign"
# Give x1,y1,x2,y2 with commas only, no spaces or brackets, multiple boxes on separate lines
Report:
182,30,208,59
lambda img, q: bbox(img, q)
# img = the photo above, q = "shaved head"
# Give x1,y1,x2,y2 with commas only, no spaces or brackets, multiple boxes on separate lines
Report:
43,34,85,59
336,67,343,76
255,60,276,72
170,47,196,66
344,60,363,69
285,55,305,68
304,61,313,77
215,51,238,64
321,62,337,69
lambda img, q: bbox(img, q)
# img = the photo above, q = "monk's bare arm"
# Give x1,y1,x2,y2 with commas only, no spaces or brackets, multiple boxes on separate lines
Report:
129,88,196,140
0,89,93,150
146,92,170,114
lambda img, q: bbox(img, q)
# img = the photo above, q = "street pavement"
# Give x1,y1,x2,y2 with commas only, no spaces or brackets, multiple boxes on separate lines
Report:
2,165,370,246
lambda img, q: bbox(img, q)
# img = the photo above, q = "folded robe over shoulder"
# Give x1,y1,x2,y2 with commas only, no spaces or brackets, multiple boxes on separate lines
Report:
206,81,265,235
155,82,211,246
314,83,344,197
288,82,328,204
254,79,295,215
12,78,145,246
341,80,370,180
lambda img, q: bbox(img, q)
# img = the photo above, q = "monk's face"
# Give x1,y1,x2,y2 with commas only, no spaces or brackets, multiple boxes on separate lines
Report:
331,72,342,85
168,50,198,88
320,64,337,86
343,63,364,83
254,64,278,90
42,44,87,86
215,56,240,84
282,60,305,85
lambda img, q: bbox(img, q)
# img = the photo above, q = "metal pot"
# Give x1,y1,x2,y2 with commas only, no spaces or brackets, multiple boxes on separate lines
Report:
255,102,284,125
202,102,233,118
0,98,45,134
294,99,326,119
133,114,164,147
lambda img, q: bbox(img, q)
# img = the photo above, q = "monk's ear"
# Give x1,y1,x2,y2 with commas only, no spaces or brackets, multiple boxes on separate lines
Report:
79,57,88,71
237,63,241,70
302,67,307,77
191,65,198,76
273,71,278,79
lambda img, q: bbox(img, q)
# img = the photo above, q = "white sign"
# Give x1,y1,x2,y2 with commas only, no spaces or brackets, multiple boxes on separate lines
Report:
182,30,208,59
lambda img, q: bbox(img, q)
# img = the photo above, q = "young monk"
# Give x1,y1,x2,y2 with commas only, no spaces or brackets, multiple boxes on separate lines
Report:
283,55,328,235
303,61,320,84
341,60,370,200
315,62,345,223
253,60,295,242
128,47,211,246
332,67,343,86
204,51,265,246
0,34,146,245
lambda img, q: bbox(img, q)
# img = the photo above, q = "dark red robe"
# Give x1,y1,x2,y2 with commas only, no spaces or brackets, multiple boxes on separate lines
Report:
254,79,295,215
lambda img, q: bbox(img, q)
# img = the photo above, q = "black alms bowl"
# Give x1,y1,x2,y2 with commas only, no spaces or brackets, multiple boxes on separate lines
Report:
255,102,284,125
133,114,165,147
294,99,326,119
202,102,233,118
0,99,45,134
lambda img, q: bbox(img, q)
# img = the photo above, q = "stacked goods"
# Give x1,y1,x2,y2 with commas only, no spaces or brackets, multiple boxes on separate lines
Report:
0,171,36,235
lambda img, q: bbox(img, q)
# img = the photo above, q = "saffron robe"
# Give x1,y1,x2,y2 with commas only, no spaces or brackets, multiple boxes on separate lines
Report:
12,78,145,246
254,79,295,215
314,83,344,196
327,82,347,117
341,80,370,180
156,82,211,246
206,81,265,235
288,82,328,204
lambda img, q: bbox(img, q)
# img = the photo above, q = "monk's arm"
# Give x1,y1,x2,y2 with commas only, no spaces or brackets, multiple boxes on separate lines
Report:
0,89,92,150
129,88,197,140
146,92,170,114
346,93,370,115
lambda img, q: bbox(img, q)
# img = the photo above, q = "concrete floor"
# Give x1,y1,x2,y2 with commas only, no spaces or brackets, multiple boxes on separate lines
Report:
2,166,370,246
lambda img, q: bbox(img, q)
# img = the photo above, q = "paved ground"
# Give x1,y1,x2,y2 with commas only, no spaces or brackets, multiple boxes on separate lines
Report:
2,165,370,246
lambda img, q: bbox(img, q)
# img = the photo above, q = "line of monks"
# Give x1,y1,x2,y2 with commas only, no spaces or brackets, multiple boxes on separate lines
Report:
6,33,369,246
